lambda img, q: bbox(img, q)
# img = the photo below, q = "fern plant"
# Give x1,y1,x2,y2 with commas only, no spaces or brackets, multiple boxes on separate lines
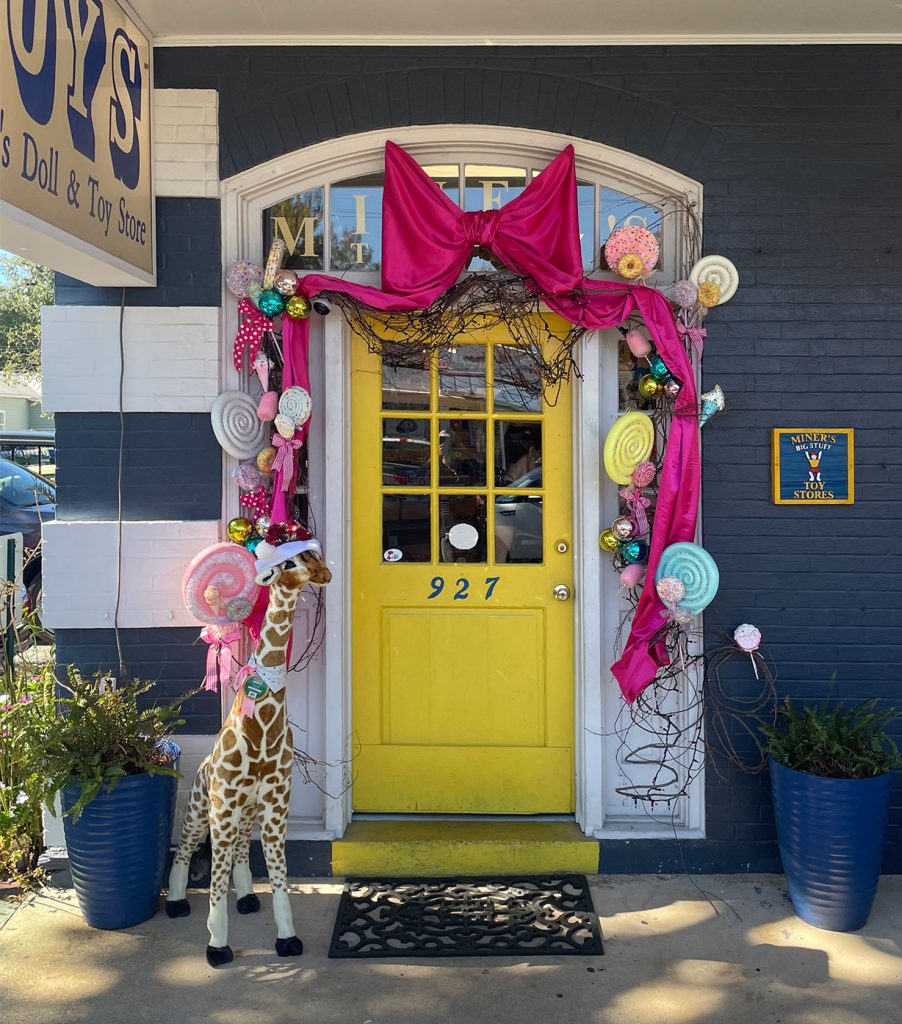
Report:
760,696,902,780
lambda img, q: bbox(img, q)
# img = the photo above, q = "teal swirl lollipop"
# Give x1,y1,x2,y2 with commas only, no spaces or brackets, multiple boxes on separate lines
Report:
654,542,719,615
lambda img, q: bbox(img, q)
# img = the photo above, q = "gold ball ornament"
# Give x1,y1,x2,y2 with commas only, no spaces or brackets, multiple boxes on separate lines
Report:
617,254,645,280
611,515,637,542
227,517,254,544
638,374,664,400
697,280,722,308
599,529,619,553
285,295,312,320
256,446,276,473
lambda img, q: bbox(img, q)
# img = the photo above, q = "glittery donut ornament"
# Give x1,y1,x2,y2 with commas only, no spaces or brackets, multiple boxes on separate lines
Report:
689,255,739,306
183,542,260,626
655,542,720,615
604,225,660,280
603,411,655,485
211,391,268,459
278,386,313,428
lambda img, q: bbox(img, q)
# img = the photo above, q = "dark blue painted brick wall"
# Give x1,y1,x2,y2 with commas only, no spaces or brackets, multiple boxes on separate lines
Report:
54,413,222,521
55,627,221,734
55,196,220,307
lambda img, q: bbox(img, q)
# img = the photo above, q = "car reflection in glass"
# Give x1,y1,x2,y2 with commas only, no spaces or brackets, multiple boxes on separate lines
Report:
495,466,542,563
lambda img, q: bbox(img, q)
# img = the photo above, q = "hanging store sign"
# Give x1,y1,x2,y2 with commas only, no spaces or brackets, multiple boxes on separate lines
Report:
772,428,854,505
1,0,154,285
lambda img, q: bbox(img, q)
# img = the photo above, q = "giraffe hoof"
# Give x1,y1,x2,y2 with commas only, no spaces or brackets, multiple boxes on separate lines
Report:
275,936,304,957
237,893,261,915
165,899,191,918
205,945,234,968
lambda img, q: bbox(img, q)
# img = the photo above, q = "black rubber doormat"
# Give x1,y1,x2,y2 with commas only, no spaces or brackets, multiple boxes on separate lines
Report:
328,875,604,958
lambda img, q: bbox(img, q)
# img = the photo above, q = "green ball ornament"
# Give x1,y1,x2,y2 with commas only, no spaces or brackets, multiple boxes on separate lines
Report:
258,289,285,318
620,539,650,564
227,517,254,544
245,535,263,555
599,529,619,553
648,354,672,382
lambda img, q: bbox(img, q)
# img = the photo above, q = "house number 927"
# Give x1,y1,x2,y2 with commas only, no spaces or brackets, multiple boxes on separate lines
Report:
427,577,500,600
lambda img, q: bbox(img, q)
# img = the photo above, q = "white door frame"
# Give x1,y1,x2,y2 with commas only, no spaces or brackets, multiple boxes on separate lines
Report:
221,124,704,839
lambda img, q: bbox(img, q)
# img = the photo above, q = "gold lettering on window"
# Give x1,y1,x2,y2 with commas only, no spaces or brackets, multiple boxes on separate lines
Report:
271,215,319,257
480,180,509,211
352,194,368,236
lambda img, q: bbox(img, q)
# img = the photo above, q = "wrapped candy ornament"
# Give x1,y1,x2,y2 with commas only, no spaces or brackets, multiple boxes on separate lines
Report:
699,384,725,428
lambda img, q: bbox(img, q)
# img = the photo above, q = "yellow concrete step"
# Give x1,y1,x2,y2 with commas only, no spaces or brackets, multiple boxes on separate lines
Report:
331,820,599,876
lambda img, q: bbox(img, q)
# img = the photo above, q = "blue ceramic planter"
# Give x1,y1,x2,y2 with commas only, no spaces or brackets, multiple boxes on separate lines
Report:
62,754,179,930
769,756,892,932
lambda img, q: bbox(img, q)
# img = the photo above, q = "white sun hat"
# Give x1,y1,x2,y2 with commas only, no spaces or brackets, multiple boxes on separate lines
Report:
254,539,322,573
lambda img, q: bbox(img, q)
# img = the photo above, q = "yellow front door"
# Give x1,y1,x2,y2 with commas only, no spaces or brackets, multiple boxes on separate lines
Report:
351,320,574,813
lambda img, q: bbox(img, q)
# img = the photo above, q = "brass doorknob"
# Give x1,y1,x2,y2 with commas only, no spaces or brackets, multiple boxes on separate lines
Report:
552,584,571,602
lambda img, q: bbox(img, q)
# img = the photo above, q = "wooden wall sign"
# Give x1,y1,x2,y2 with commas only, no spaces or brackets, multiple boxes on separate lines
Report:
772,429,854,505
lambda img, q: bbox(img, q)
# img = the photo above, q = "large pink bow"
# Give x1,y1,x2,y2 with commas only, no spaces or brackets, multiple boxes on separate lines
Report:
233,298,271,372
271,433,303,492
199,624,242,693
240,485,270,519
676,319,707,357
619,485,652,537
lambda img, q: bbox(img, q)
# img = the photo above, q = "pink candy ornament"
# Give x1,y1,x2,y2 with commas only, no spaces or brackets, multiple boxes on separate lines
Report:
233,460,265,491
257,391,278,421
604,225,660,280
226,261,264,299
655,575,685,606
183,542,261,626
624,329,652,359
252,351,270,391
632,461,656,489
619,562,646,589
734,623,762,679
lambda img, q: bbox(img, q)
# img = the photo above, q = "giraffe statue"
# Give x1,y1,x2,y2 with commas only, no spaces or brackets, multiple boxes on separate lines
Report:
166,539,332,967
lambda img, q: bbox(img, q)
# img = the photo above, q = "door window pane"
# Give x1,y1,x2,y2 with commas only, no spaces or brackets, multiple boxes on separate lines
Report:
438,345,486,411
383,417,431,486
422,165,461,207
493,346,542,412
264,187,325,271
494,421,542,487
439,494,487,563
438,420,486,487
330,173,383,271
383,494,431,562
495,494,543,564
382,345,430,410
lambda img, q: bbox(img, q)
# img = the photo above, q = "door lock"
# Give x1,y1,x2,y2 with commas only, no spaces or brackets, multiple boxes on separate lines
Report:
552,584,571,602
555,539,569,554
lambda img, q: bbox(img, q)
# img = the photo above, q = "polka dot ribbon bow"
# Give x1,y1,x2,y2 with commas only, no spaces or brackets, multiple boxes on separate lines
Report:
233,298,272,372
240,486,270,519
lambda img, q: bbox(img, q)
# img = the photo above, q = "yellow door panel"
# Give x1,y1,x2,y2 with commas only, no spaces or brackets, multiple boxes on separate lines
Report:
351,320,574,813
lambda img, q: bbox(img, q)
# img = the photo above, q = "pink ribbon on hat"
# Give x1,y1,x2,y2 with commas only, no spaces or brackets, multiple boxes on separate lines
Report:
240,486,270,519
619,485,652,536
676,319,707,357
271,433,303,492
199,624,242,693
233,298,272,372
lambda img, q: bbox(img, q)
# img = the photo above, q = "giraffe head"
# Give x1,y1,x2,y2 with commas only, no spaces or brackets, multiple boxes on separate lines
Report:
254,541,333,593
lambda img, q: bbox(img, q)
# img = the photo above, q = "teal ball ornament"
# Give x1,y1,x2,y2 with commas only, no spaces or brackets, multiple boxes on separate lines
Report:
258,289,285,318
648,354,672,382
245,536,263,556
620,539,650,564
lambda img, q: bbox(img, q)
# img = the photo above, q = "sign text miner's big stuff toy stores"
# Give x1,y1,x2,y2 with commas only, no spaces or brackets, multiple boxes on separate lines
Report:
1,0,153,285
772,429,854,506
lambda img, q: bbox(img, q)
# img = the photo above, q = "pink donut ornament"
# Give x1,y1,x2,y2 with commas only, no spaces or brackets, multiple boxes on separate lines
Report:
183,542,260,626
625,329,652,359
604,225,660,280
256,391,279,422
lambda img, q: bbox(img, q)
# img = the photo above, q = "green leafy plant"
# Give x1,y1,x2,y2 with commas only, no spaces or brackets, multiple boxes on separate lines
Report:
16,669,188,823
760,695,902,780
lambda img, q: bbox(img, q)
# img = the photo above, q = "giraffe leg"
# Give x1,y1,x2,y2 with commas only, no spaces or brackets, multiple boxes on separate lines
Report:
233,815,259,914
259,764,301,956
205,784,248,966
166,759,210,916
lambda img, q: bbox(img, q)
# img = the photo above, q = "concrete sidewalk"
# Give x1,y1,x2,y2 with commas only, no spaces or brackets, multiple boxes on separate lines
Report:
1,874,900,1024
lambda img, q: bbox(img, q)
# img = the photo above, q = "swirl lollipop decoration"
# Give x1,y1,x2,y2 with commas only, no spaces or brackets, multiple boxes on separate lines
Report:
183,542,260,626
689,255,739,306
655,542,720,616
278,386,313,429
225,261,264,299
211,391,268,459
604,225,659,280
603,411,655,485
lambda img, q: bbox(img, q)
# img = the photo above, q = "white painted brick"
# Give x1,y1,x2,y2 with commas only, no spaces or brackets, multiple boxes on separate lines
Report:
43,520,221,629
153,89,219,197
41,306,221,413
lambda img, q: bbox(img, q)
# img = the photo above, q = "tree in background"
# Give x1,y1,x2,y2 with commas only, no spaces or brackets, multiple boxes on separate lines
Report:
0,253,54,381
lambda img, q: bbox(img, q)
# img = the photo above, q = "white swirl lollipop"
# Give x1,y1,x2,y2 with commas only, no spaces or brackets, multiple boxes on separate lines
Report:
278,386,313,428
183,542,260,625
689,255,739,305
211,391,268,459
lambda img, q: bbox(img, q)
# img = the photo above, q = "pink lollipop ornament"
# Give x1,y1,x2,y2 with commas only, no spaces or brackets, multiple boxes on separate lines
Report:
183,542,261,626
734,622,762,679
619,562,646,589
257,391,278,421
625,329,652,359
632,460,656,489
